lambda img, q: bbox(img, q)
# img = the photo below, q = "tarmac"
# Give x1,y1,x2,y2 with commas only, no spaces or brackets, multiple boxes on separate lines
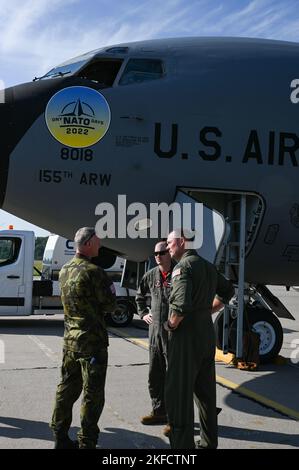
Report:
0,286,298,449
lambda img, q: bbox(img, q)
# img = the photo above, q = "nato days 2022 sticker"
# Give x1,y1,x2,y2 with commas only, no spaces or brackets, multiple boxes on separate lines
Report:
45,86,111,148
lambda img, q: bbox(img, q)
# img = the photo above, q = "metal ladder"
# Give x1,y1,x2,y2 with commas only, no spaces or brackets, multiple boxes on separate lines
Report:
222,194,247,359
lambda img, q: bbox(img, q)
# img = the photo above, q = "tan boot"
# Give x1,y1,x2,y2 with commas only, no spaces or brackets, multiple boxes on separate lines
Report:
162,424,171,437
140,412,168,425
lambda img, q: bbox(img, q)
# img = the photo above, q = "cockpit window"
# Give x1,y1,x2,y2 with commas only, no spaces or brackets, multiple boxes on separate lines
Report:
36,60,88,81
106,47,129,54
77,59,123,87
119,59,164,86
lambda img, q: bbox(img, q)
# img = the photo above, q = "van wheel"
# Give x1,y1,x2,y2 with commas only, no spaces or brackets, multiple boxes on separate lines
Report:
106,299,134,327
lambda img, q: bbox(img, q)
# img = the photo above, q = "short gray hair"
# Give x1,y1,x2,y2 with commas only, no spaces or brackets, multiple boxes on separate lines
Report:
170,228,195,241
74,227,96,247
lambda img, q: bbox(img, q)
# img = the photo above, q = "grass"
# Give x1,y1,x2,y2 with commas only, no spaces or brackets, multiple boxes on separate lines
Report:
34,260,42,276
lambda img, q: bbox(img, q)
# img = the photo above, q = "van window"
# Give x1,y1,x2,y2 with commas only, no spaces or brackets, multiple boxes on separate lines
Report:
0,238,21,266
78,59,123,87
119,59,163,86
106,271,122,283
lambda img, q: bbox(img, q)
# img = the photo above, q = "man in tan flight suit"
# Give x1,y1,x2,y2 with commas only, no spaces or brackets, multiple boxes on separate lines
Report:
165,229,234,449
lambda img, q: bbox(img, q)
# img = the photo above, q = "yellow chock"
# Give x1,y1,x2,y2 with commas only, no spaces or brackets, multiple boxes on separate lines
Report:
272,355,288,365
215,347,235,364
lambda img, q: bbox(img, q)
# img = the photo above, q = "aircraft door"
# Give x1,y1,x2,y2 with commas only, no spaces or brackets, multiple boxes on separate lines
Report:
121,260,147,290
0,236,25,314
172,190,229,264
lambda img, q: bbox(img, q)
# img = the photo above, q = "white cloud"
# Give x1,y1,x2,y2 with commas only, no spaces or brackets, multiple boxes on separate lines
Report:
0,0,75,51
0,0,199,83
194,0,297,39
0,0,299,87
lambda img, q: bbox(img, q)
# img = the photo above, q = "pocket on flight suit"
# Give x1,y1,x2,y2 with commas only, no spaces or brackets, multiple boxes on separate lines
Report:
60,350,81,382
82,349,108,393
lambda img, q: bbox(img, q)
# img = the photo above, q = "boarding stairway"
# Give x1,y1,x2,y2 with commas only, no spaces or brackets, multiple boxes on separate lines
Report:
221,195,256,358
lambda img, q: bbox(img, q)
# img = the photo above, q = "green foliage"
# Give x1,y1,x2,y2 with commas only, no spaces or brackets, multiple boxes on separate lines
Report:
34,260,42,276
34,237,48,260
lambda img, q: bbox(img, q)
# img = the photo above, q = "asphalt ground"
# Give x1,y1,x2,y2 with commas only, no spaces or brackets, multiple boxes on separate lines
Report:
0,286,298,451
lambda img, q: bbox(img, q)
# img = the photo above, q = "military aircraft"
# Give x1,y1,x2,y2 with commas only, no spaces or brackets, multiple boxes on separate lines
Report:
1,37,299,362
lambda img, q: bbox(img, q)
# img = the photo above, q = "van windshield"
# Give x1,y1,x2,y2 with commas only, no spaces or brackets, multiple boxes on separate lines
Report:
0,238,21,266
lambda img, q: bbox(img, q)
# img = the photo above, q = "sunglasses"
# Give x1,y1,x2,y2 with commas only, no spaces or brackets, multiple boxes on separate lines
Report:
154,250,168,256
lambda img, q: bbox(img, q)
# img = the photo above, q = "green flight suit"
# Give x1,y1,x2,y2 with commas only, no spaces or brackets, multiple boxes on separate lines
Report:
50,254,116,449
136,265,173,415
165,250,234,449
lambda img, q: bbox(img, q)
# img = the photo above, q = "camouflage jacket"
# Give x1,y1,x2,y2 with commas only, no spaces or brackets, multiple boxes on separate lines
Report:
59,254,117,354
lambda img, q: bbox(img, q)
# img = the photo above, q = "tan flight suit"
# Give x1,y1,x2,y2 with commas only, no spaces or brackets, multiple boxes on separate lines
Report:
136,265,174,415
165,249,234,449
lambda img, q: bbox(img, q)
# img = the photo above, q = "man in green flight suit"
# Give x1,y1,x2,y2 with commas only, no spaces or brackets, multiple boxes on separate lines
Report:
165,229,234,449
136,241,175,425
50,227,116,449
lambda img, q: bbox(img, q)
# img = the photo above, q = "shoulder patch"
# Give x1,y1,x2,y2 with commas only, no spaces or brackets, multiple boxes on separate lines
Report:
172,268,181,279
110,283,116,295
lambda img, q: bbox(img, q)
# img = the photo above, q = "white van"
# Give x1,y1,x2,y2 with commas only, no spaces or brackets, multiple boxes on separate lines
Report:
42,234,137,326
42,235,75,281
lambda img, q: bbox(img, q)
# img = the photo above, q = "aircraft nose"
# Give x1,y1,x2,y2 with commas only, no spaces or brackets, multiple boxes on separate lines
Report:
0,79,67,209
0,76,93,209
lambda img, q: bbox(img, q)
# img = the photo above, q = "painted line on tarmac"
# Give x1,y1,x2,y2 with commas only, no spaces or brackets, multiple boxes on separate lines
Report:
108,327,148,349
216,374,299,420
109,327,299,422
27,335,59,362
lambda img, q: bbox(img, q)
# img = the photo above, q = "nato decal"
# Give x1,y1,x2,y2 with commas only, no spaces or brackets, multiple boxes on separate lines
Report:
45,86,111,148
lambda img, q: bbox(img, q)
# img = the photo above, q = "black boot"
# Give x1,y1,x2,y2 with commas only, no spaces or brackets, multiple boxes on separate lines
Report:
54,436,79,449
78,440,97,449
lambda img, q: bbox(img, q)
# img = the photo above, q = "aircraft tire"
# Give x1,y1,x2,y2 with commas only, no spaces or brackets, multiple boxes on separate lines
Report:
243,307,283,364
214,307,283,364
106,298,134,327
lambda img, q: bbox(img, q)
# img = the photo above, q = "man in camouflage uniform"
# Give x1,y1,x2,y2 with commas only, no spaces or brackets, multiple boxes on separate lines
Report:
136,241,174,425
165,229,234,449
50,227,116,449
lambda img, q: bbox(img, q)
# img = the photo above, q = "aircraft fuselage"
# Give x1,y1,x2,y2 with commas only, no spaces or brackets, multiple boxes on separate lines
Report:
1,37,299,284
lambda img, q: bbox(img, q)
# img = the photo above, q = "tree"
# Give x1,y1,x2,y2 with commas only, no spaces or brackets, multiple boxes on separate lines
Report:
34,237,48,260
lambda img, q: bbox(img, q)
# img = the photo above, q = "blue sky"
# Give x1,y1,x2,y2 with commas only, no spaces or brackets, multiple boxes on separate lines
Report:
1,0,299,235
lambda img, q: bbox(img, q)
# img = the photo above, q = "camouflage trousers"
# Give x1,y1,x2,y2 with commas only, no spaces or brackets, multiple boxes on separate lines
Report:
50,348,108,448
